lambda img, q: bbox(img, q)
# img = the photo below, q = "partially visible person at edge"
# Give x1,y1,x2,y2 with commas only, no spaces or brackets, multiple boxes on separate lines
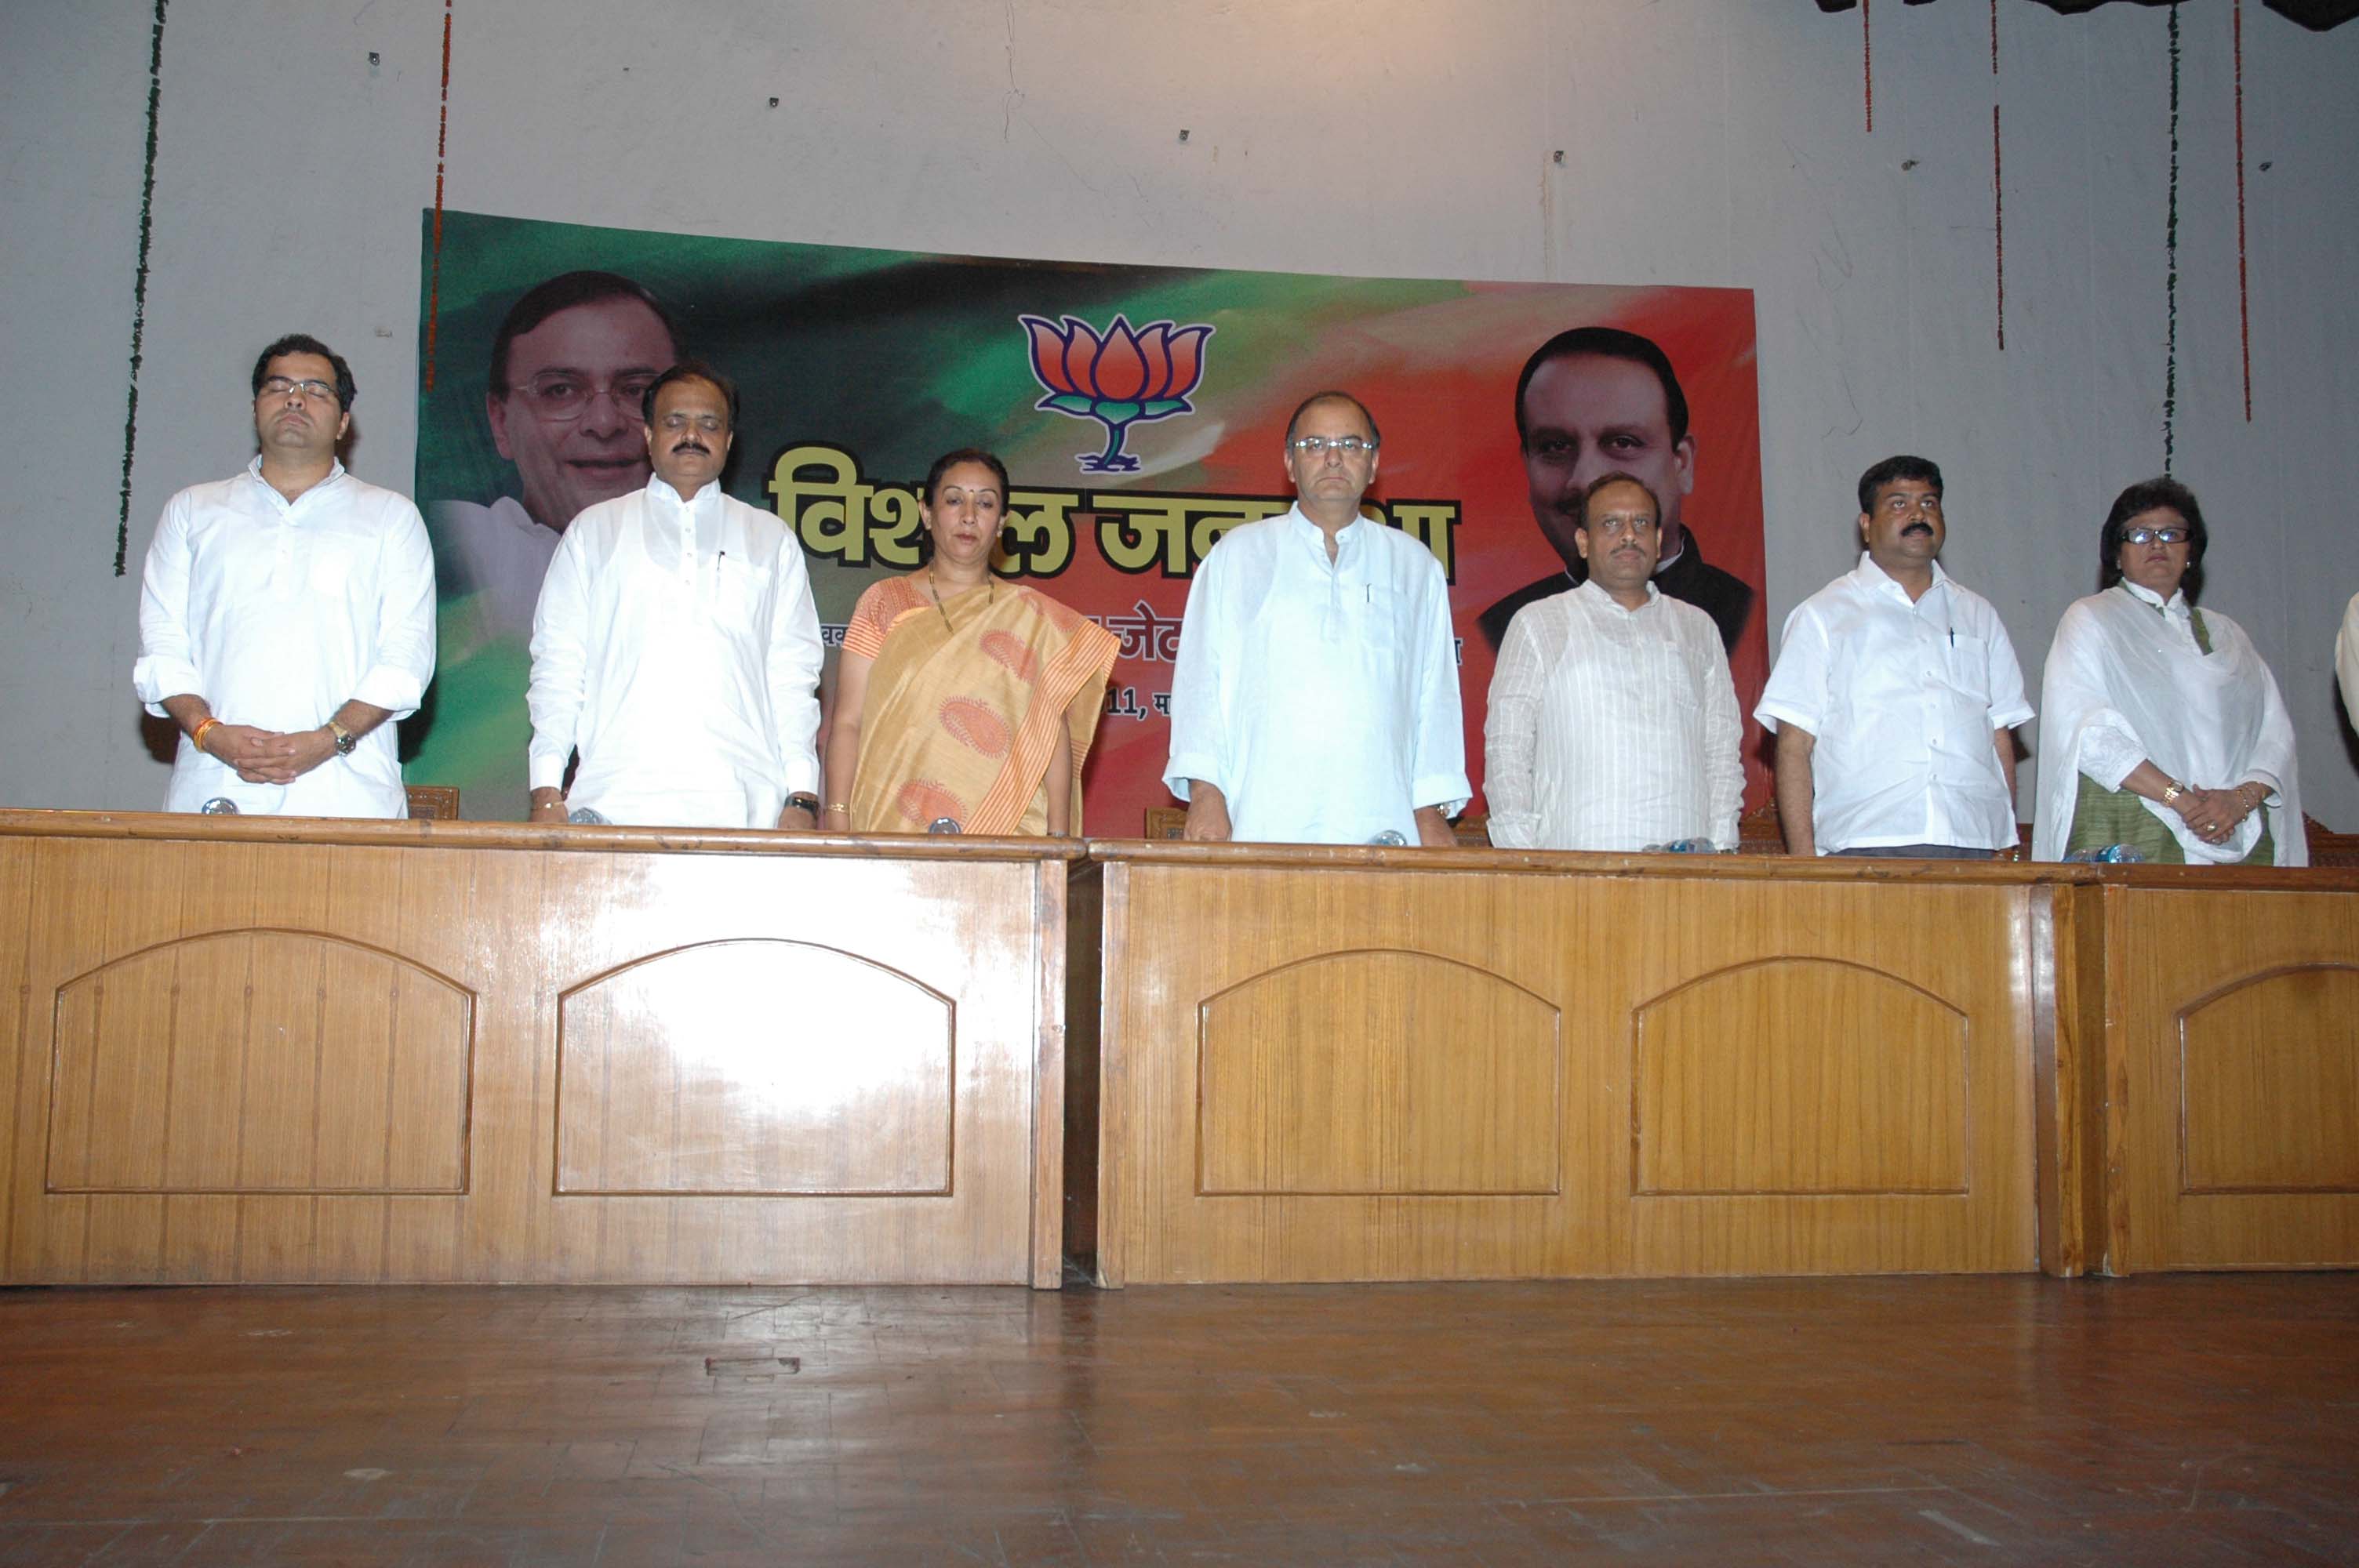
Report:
1164,390,1470,846
2337,588,2359,734
526,360,823,829
822,448,1119,835
134,332,435,818
1478,326,1752,656
1755,455,2033,858
1485,471,1741,852
2033,477,2306,865
436,270,679,648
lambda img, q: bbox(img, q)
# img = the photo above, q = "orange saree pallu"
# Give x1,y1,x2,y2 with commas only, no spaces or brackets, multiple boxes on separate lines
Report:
845,579,1119,835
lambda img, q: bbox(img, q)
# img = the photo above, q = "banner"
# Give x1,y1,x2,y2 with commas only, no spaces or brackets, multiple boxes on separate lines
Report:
411,211,1768,831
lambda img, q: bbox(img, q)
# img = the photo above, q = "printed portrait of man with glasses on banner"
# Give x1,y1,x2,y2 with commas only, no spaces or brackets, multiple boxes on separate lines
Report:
431,270,681,652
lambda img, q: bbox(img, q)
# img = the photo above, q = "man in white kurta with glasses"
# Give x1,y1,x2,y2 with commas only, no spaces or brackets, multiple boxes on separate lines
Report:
1485,471,1740,851
1164,390,1468,846
133,332,436,818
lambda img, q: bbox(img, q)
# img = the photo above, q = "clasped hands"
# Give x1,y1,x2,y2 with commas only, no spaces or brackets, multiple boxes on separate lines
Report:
2170,782,2260,846
201,721,338,784
526,788,816,831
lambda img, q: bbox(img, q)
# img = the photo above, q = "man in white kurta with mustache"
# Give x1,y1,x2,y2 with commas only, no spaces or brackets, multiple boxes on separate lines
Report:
526,361,823,830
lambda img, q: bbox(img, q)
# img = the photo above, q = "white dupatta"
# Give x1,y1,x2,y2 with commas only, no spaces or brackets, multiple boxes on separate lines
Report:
2033,585,2304,865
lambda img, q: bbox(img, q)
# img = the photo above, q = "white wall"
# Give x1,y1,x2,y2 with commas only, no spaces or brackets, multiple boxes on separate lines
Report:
6,0,2356,826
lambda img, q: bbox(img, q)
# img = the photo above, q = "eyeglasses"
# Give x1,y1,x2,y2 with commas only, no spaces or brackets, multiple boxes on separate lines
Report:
1289,434,1378,458
1585,514,1659,540
257,376,337,403
511,372,660,423
2122,525,2191,546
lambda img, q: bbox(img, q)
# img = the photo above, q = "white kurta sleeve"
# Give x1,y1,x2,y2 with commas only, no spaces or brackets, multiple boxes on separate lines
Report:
349,501,437,718
2339,591,2359,733
526,526,594,793
1699,625,1744,848
1481,606,1548,848
1408,555,1470,816
1162,546,1228,802
1753,603,1830,736
133,493,204,714
2031,601,2143,860
767,546,825,795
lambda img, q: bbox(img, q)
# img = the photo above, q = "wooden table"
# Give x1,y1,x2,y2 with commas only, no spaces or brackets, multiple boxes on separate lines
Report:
1073,842,2359,1283
2054,864,2359,1273
0,811,1078,1287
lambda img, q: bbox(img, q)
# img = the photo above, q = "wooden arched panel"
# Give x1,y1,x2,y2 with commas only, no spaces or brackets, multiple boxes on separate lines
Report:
2179,964,2359,1194
1633,958,1968,1196
1197,949,1561,1196
47,928,473,1194
555,939,954,1196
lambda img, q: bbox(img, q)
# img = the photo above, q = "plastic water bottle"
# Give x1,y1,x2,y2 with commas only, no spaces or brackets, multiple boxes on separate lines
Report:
567,806,609,825
199,797,239,815
2065,843,2145,863
1368,829,1408,846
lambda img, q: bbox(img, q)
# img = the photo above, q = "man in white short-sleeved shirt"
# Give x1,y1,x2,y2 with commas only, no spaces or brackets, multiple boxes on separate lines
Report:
1164,390,1469,845
133,333,436,818
1754,455,2033,858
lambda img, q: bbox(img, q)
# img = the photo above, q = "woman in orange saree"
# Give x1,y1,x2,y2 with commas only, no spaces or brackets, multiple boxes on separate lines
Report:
823,448,1119,836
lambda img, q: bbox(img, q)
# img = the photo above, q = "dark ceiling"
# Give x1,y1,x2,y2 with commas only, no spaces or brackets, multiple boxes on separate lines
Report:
1813,0,2359,31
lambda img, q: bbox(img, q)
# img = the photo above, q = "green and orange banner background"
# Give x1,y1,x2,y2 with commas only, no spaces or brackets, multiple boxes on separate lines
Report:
412,210,1767,832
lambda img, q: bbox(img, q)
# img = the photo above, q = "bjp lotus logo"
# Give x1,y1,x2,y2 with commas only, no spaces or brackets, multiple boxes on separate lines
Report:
1020,314,1214,474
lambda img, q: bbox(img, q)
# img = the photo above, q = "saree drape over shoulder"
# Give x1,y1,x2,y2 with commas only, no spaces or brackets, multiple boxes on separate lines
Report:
844,578,1120,835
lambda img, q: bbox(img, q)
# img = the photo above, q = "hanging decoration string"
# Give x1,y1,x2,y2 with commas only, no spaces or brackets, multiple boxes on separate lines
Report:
2233,0,2252,423
1994,106,2005,351
1863,0,1875,132
1991,0,2003,350
423,0,454,394
113,0,170,578
2163,4,2182,473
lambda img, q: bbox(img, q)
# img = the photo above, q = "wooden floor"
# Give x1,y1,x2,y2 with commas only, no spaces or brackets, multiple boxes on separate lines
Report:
2,1277,2356,1566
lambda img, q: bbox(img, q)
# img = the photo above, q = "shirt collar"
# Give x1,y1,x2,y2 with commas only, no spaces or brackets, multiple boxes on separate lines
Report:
1852,550,1950,603
1285,502,1364,547
648,474,722,512
2120,578,2189,615
245,456,345,503
1576,576,1660,615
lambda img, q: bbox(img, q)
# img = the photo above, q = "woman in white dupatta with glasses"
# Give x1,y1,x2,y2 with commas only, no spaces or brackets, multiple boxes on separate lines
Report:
2033,477,2303,866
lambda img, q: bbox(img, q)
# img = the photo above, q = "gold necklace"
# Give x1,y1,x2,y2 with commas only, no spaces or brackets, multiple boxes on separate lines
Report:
925,557,991,633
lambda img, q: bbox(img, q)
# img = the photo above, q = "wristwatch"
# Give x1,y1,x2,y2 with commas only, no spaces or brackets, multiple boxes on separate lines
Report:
2159,780,2185,805
785,791,822,816
327,720,358,757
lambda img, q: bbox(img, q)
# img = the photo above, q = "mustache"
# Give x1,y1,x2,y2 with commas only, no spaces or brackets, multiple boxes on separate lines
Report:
1902,521,1935,536
669,440,710,455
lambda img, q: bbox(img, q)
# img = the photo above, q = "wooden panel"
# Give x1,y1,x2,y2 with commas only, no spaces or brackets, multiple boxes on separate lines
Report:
2179,967,2359,1193
46,929,472,1194
1092,844,2041,1284
2030,881,2107,1277
0,811,1075,1286
555,940,954,1196
1198,949,1559,1196
1632,959,1966,1196
2108,885,2359,1271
